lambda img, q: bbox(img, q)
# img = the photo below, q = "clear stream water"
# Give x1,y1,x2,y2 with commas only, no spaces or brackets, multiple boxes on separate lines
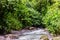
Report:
10,29,53,40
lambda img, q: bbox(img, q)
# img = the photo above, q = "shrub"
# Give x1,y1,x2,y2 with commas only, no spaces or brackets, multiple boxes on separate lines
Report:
42,1,60,34
0,0,41,33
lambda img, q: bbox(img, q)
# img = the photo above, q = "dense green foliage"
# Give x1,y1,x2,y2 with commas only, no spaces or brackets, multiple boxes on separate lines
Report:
42,0,60,34
0,0,41,33
0,0,60,35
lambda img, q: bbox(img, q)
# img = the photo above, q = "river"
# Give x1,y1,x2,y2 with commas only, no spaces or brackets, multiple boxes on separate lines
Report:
9,28,53,40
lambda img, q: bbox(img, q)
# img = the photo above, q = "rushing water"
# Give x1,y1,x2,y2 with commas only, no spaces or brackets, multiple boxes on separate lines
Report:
11,29,53,40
